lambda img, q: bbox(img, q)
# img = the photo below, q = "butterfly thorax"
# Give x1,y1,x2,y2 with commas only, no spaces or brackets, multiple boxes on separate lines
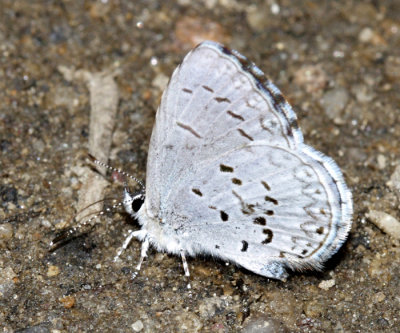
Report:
135,201,187,256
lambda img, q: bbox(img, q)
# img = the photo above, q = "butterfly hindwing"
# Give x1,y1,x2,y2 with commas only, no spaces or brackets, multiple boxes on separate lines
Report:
161,143,349,279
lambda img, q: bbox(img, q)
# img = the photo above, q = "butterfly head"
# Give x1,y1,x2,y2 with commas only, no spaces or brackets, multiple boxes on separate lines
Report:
123,187,145,217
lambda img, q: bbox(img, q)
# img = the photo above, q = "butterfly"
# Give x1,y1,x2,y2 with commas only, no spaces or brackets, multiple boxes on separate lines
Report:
56,41,353,282
117,41,353,281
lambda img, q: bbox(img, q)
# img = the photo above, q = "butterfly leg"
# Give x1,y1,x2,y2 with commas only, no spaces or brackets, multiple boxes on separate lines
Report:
114,230,140,262
113,229,147,261
131,236,149,279
180,250,191,289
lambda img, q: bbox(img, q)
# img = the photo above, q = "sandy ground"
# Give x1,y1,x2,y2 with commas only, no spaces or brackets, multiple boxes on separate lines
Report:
1,1,399,332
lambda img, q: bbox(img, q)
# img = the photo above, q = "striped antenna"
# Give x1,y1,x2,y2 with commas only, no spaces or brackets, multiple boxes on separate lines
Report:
50,200,123,250
88,153,145,190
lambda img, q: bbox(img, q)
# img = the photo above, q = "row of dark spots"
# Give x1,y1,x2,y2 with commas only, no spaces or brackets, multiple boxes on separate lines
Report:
240,229,273,249
251,216,274,245
215,43,298,141
182,87,231,105
192,188,230,222
261,180,276,246
220,165,243,185
252,216,274,244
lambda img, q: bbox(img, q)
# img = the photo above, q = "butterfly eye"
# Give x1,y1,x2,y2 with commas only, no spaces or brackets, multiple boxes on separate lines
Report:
131,193,145,212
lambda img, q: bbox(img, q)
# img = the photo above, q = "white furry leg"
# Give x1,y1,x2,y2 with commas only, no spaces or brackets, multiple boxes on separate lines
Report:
131,236,149,279
180,250,191,289
113,229,144,262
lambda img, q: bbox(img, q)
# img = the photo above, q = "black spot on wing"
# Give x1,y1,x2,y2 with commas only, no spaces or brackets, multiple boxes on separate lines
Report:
237,129,254,141
241,240,248,252
261,181,271,191
202,85,214,93
265,210,274,216
253,217,266,226
192,188,202,196
316,227,324,235
182,88,193,94
242,204,255,215
176,121,202,138
220,210,229,221
231,178,242,185
214,97,231,103
227,110,245,121
265,196,278,205
220,164,234,172
262,229,273,244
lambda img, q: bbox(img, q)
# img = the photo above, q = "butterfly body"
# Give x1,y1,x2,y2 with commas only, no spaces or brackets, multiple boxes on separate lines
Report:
120,41,352,281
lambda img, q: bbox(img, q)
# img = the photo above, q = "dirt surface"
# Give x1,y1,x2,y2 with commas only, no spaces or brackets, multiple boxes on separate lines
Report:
1,1,399,332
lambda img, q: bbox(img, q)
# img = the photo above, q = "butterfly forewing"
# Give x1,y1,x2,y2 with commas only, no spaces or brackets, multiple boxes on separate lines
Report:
147,42,298,215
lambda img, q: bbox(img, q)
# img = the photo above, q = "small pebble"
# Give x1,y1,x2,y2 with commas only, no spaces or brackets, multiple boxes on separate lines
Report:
0,223,13,241
131,320,144,332
174,16,230,48
47,265,60,277
320,88,349,120
293,65,328,93
377,154,387,170
387,164,400,192
152,73,169,92
304,300,324,318
59,295,75,309
242,313,289,333
367,210,400,240
318,279,336,291
374,292,386,303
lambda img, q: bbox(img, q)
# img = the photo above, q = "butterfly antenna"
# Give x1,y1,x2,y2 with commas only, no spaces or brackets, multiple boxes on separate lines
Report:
50,199,123,251
88,153,145,190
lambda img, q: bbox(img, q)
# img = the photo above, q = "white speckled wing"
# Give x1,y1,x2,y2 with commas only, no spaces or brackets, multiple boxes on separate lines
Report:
142,41,352,279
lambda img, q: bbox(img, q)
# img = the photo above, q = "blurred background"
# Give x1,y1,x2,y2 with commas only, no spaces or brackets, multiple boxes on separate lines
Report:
1,1,399,331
